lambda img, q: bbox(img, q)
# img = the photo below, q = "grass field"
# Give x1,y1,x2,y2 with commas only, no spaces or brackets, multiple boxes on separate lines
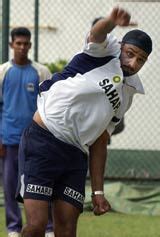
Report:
1,207,160,237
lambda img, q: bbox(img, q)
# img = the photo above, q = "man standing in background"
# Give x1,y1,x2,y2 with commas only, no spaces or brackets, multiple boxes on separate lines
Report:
0,27,54,237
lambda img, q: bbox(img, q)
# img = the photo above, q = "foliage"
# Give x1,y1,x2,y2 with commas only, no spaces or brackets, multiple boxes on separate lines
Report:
44,59,68,74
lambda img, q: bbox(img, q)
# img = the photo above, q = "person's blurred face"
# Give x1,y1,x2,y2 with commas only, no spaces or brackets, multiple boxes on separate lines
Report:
120,43,148,76
10,36,31,59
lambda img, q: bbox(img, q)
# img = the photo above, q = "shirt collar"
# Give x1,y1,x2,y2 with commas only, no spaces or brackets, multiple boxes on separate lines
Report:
123,73,145,94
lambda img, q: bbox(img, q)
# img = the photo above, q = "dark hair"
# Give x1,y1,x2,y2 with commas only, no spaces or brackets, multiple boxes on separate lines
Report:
11,27,31,42
122,29,152,55
92,17,104,26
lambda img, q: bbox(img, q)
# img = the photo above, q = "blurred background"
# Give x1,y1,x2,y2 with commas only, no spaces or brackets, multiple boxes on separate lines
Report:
0,0,160,216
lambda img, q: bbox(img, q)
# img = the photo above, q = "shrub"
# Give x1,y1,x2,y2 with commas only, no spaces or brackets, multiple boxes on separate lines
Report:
44,59,68,73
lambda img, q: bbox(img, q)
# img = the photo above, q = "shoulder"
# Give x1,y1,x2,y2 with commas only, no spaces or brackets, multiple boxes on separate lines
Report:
31,61,52,81
0,61,12,71
31,61,50,72
0,61,13,81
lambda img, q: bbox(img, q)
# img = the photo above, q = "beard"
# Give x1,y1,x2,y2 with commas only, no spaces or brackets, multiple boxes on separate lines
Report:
121,66,136,77
123,70,133,77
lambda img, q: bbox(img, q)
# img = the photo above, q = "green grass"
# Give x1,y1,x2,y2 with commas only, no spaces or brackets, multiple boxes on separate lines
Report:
0,207,6,237
78,211,160,237
1,207,160,237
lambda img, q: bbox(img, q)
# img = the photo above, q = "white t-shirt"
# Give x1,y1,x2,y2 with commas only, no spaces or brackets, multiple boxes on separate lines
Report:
37,33,144,153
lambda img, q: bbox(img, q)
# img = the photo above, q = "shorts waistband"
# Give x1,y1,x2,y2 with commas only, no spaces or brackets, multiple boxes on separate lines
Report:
31,119,53,137
30,120,86,156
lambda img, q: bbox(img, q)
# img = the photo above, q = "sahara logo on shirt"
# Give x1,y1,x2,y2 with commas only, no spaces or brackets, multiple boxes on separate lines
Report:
99,77,121,111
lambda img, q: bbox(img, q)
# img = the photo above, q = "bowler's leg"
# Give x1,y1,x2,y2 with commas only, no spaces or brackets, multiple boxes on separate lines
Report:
22,199,49,237
53,200,80,237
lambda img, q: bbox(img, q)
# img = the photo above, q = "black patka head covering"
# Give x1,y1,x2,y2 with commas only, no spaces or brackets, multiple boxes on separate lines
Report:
122,29,152,55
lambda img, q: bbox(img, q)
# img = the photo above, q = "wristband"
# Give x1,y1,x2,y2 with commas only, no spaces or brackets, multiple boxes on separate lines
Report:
91,191,104,198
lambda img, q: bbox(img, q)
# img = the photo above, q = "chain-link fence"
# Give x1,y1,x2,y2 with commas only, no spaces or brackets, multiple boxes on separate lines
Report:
1,0,160,180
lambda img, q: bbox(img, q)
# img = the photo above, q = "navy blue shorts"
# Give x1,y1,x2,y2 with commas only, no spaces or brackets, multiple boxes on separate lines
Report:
16,120,88,212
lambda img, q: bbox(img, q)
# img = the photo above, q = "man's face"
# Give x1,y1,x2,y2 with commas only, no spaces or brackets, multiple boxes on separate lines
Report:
120,43,148,76
10,36,31,58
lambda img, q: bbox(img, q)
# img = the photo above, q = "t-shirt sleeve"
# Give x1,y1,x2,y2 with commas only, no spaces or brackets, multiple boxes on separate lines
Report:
106,121,116,136
83,32,121,58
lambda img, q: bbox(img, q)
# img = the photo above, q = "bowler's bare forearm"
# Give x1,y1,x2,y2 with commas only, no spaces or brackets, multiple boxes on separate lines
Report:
89,130,110,192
